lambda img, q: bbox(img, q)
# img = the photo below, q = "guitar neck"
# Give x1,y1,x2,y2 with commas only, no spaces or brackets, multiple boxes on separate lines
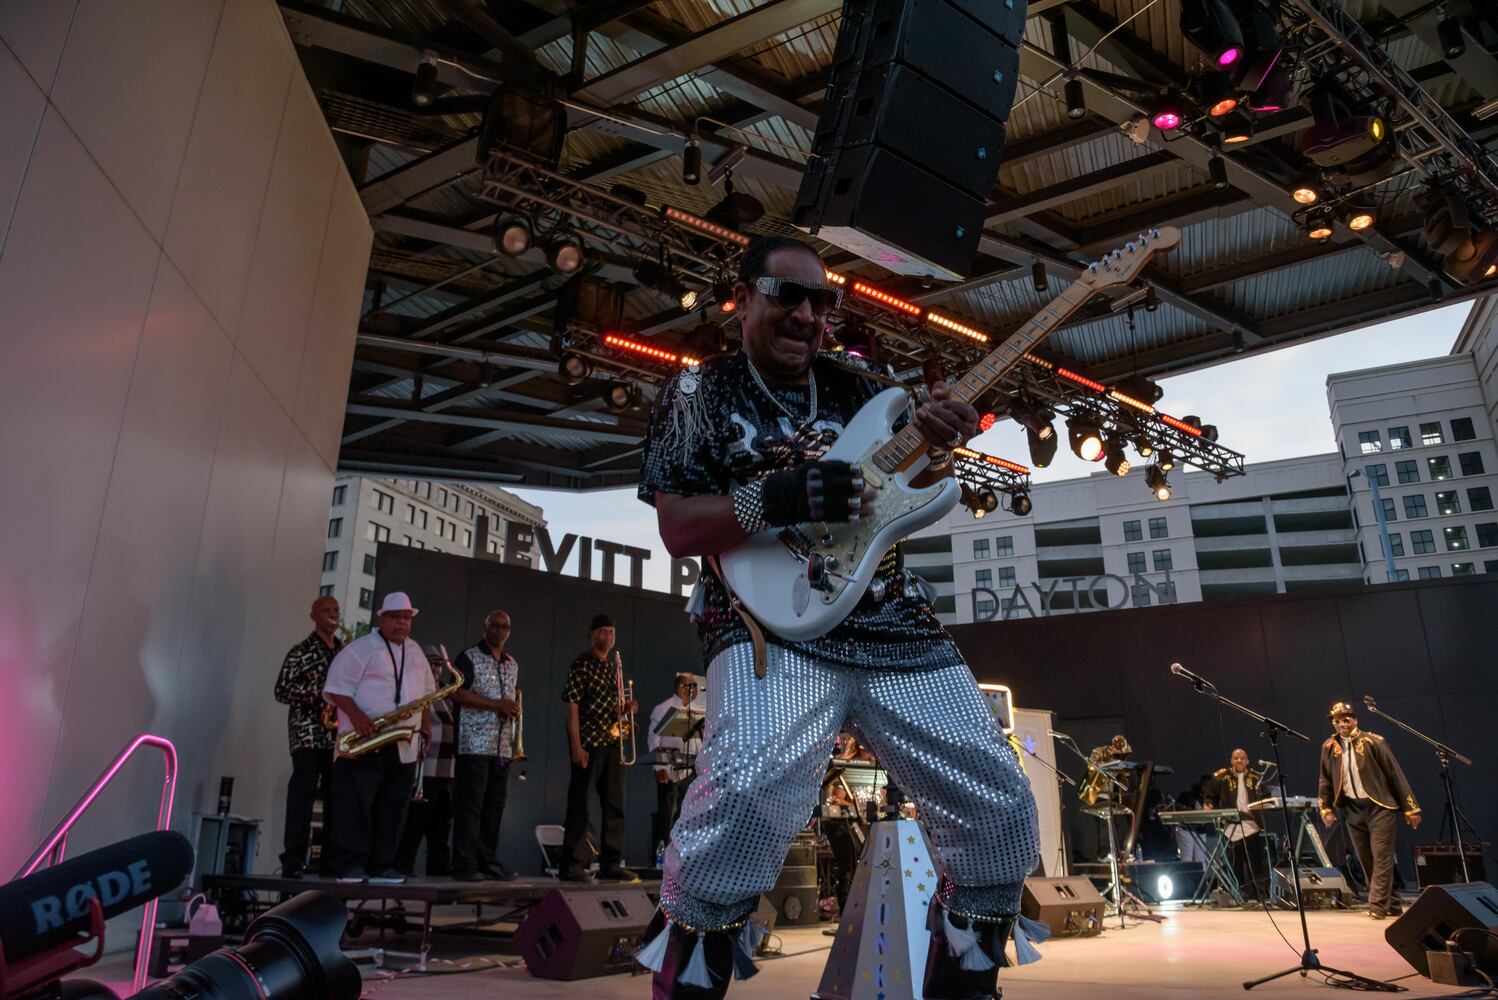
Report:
873,281,1095,472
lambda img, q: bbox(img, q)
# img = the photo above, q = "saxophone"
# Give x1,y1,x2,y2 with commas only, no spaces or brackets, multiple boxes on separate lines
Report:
336,644,465,758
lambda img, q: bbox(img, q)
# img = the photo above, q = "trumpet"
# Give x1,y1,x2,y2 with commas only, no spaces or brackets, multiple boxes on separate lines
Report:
507,688,527,781
337,645,465,758
608,650,637,766
321,623,357,731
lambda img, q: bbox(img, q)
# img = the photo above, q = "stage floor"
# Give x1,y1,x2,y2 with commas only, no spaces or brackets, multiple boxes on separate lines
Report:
83,904,1450,999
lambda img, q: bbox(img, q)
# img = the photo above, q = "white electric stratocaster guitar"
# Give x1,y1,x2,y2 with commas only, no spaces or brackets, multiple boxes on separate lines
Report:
719,227,1181,641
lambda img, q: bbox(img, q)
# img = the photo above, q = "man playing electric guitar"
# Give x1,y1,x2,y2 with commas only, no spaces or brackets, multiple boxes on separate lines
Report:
632,235,1040,1000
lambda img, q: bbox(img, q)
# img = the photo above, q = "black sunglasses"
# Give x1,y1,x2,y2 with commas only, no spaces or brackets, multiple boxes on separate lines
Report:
752,276,843,314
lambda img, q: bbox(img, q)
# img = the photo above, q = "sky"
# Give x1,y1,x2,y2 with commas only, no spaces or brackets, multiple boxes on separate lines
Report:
513,303,1474,593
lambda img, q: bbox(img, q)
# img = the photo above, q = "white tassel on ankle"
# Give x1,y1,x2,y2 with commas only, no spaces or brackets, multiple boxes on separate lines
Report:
942,909,996,972
681,931,713,988
633,918,670,973
1012,915,1050,966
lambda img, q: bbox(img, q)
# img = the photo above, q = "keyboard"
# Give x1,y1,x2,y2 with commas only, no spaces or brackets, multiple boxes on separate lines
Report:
1247,796,1319,810
1158,808,1244,825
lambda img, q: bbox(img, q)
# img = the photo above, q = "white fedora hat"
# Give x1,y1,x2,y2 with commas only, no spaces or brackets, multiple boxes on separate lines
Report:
377,591,419,616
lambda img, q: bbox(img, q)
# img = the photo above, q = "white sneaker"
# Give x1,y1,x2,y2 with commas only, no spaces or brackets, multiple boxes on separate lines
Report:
336,870,368,884
369,871,407,885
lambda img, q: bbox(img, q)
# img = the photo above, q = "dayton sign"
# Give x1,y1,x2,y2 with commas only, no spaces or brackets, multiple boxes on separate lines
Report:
971,572,1176,621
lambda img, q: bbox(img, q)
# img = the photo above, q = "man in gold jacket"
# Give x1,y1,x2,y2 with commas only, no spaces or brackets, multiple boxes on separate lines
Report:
1318,701,1421,918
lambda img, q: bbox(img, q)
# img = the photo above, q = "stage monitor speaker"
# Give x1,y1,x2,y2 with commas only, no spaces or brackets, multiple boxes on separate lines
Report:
515,887,654,980
1415,844,1488,888
1021,876,1104,937
766,832,820,926
1386,882,1498,979
1271,866,1350,909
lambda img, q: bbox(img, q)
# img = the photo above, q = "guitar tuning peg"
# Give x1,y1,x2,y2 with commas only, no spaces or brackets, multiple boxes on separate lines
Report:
1089,262,1099,272
1125,241,1136,252
1149,228,1159,238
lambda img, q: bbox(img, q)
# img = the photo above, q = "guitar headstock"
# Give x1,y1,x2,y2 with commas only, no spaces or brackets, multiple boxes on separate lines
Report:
1076,226,1182,291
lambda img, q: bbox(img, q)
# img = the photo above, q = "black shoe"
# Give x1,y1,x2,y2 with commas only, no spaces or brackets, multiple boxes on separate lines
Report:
559,866,594,882
598,865,642,883
647,915,735,1000
923,903,1012,1000
452,870,485,882
481,864,519,882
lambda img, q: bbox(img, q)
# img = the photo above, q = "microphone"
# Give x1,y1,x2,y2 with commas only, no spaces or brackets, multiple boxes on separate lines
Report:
1170,662,1213,688
0,831,193,966
1363,695,1377,711
1047,729,1071,740
1256,760,1276,769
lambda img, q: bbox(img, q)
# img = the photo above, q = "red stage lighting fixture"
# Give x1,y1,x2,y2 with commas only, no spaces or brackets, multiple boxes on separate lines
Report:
1180,0,1245,70
1151,90,1186,131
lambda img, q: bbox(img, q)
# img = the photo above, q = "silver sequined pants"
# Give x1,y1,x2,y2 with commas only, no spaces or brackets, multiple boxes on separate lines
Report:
661,643,1038,929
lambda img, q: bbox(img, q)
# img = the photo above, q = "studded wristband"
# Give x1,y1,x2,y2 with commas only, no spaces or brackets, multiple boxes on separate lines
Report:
731,480,771,533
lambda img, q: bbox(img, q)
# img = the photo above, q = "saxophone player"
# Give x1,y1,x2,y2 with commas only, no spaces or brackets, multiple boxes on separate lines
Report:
322,592,434,885
560,613,639,883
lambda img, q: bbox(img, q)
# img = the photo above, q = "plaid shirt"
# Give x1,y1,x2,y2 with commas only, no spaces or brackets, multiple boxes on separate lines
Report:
562,651,619,750
274,632,343,753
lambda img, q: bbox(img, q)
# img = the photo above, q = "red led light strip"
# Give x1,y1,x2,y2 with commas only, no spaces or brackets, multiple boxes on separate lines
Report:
662,206,751,246
953,447,1030,475
851,281,921,315
824,269,847,286
1056,367,1107,393
1159,413,1204,436
603,333,699,366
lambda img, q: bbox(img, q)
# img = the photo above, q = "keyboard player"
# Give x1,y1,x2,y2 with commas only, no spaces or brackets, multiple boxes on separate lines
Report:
1204,749,1270,902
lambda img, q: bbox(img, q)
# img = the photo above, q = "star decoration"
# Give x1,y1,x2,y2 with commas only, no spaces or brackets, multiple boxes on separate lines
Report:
918,883,927,892
904,868,912,877
907,835,916,844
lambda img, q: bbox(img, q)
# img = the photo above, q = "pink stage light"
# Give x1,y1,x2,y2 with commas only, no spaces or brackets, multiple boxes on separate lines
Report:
1152,111,1182,130
1218,47,1241,66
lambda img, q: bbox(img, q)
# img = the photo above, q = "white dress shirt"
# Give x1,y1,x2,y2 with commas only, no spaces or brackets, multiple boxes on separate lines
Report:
648,693,705,782
1227,770,1260,843
323,632,435,764
1340,736,1369,800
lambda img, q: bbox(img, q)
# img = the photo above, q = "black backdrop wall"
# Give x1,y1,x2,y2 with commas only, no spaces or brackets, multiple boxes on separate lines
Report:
378,547,1497,879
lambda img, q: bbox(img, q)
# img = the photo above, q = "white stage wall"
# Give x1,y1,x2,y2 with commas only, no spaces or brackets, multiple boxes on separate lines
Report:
0,0,370,875
1012,707,1066,877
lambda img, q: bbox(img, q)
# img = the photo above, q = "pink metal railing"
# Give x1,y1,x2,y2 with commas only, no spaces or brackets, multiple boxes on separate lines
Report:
17,733,178,993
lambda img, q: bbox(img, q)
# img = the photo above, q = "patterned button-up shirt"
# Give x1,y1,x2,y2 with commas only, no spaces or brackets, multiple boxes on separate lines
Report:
454,641,518,758
274,631,343,753
562,651,619,750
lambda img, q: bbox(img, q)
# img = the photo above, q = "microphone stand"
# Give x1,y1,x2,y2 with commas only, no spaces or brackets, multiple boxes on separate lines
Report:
1363,698,1476,883
1020,734,1077,875
1171,664,1396,993
1052,732,1137,926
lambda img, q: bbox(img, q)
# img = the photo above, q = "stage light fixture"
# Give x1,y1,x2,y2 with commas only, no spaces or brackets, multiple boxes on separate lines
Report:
494,215,532,256
1103,436,1131,476
1134,433,1155,458
1209,155,1229,190
979,411,997,432
1065,78,1087,120
1011,492,1033,516
1068,417,1105,462
1157,874,1175,900
1028,427,1059,468
1179,0,1245,70
1443,229,1498,285
1146,464,1172,501
712,280,736,315
705,182,765,232
1437,14,1465,59
1157,450,1176,472
547,231,585,274
682,322,726,361
682,135,702,185
1342,205,1376,231
1221,119,1253,145
1200,423,1220,442
979,489,999,514
1291,173,1321,205
1150,90,1186,131
1115,374,1164,406
960,484,981,518
635,260,696,310
558,352,591,385
1303,208,1334,241
412,54,439,107
1032,261,1047,294
602,381,638,411
1246,58,1292,113
1198,71,1240,117
1007,396,1055,441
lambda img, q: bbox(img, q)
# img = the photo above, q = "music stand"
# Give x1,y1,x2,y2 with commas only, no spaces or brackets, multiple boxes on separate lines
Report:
652,706,705,742
1171,663,1396,993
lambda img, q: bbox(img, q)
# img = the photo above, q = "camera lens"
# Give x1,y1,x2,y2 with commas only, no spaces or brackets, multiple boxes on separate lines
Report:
131,892,359,1000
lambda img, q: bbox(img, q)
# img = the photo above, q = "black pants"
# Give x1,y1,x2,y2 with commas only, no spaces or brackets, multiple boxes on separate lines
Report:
394,776,453,876
825,819,861,908
1344,800,1400,913
452,755,511,874
280,748,333,873
563,747,626,869
652,774,693,851
1228,831,1271,902
330,748,414,877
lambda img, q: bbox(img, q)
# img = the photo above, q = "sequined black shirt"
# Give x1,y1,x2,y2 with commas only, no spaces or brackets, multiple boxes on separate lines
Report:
637,351,961,672
562,651,620,749
273,631,343,753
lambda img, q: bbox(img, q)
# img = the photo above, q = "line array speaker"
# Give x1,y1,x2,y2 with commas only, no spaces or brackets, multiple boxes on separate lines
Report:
793,0,1028,278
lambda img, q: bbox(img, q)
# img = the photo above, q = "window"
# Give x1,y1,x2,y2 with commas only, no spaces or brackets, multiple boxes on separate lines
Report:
1152,548,1173,571
419,510,428,529
1459,452,1485,476
1131,583,1152,608
1419,566,1442,580
1127,552,1147,574
1357,430,1382,454
1421,422,1445,446
319,584,334,597
405,504,416,524
1380,497,1397,522
973,539,990,560
476,507,487,523
328,518,342,538
1428,456,1453,481
1387,532,1404,557
466,500,475,517
1411,529,1436,554
1149,516,1168,539
1445,525,1470,551
374,490,394,514
1403,495,1428,519
362,554,376,576
1395,460,1419,484
321,551,337,572
975,568,993,589
1001,597,1017,618
488,540,500,555
1123,520,1142,542
997,566,1017,588
332,484,346,506
995,536,1014,557
1453,562,1476,576
1365,463,1389,487
975,598,996,619
403,535,412,546
1486,560,1498,573
447,522,457,541
439,488,448,506
463,529,472,548
367,523,390,543
420,482,431,499
1436,490,1461,515
1452,417,1477,442
1388,426,1412,450
1478,523,1498,548
1470,488,1494,512
359,588,374,609
1391,569,1410,581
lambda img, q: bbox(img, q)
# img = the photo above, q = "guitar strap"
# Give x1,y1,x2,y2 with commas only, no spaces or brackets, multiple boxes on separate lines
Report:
704,554,768,680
